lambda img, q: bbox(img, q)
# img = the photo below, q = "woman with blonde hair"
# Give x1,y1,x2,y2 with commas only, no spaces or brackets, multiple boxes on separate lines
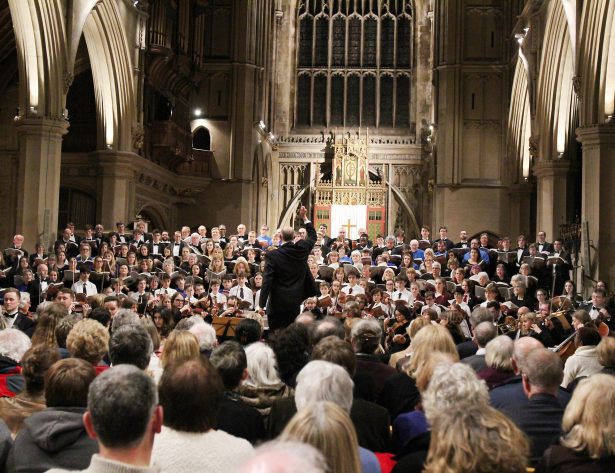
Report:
388,316,430,369
280,401,362,473
537,374,615,472
159,330,199,369
422,405,529,473
380,324,460,421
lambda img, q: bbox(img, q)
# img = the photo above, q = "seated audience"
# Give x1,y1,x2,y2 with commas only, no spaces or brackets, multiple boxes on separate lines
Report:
239,440,327,473
8,358,98,473
501,348,566,465
461,321,497,373
280,401,366,473
108,323,153,370
209,341,266,444
44,364,161,473
66,319,110,374
0,345,59,435
477,335,516,389
152,358,254,472
0,329,31,397
238,342,292,419
537,374,615,472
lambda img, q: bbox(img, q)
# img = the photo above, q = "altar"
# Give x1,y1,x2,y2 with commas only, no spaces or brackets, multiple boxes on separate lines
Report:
313,131,386,240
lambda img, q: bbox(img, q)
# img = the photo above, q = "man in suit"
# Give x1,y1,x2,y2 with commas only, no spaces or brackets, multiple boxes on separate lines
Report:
28,264,50,311
461,321,496,372
2,288,35,337
500,348,565,466
433,226,454,251
259,206,318,331
548,239,572,296
535,231,552,254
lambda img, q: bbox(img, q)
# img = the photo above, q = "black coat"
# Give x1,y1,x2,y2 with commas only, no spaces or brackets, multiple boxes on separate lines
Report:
259,221,318,330
502,393,564,465
267,396,391,453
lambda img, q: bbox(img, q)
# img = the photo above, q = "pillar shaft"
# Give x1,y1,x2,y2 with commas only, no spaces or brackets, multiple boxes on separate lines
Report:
95,151,137,230
14,117,69,250
533,160,570,240
577,124,615,291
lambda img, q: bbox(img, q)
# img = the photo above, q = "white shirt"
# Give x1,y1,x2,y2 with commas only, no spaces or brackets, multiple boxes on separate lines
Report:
229,285,253,308
210,291,227,306
341,284,365,296
71,280,98,296
421,303,442,315
392,289,412,304
154,287,177,297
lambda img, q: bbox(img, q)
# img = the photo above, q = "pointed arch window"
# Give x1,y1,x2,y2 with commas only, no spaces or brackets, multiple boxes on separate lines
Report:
295,0,413,129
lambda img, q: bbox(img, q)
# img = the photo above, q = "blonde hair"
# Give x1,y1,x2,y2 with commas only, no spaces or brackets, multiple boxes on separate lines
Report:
160,330,200,369
423,406,529,473
406,316,430,339
560,374,615,458
66,319,110,365
404,324,459,378
597,336,615,368
280,401,361,473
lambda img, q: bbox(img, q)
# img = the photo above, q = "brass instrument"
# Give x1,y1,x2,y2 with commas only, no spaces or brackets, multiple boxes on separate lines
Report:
497,315,518,335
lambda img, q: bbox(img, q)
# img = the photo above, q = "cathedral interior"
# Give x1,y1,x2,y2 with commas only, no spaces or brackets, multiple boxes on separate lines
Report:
0,0,614,292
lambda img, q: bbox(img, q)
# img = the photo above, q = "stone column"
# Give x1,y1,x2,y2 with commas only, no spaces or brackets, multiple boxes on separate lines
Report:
14,117,69,250
95,151,137,230
577,124,615,290
532,160,570,239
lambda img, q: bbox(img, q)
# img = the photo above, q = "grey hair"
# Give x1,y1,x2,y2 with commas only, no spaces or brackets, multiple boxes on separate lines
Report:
484,335,514,371
423,362,489,423
19,292,31,309
522,348,563,389
477,272,489,281
109,324,153,370
385,235,395,242
244,342,282,387
474,321,497,348
350,318,382,354
239,440,327,473
0,328,32,362
295,360,354,414
189,321,217,352
469,307,493,328
110,308,140,333
88,365,158,448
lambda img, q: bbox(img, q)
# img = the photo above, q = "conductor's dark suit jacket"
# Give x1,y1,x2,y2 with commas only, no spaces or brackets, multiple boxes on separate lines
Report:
259,220,318,330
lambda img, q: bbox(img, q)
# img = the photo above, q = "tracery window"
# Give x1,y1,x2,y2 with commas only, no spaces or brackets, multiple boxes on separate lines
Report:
295,0,413,129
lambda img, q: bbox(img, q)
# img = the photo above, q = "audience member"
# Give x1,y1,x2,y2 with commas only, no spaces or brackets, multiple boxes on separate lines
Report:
477,335,515,389
238,342,292,419
461,321,497,372
0,345,59,435
66,319,110,374
8,358,98,473
238,440,326,473
537,374,615,472
152,358,254,472
209,341,266,444
108,323,153,370
44,364,161,473
280,401,365,473
501,348,565,465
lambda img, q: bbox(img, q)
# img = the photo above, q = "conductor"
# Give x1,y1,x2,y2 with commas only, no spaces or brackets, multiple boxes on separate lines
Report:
259,206,319,330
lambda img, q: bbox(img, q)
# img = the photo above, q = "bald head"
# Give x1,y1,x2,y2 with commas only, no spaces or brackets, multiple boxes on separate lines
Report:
281,226,295,242
512,336,542,374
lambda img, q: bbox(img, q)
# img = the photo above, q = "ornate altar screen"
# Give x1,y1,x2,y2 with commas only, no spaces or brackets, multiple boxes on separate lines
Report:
313,131,386,240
